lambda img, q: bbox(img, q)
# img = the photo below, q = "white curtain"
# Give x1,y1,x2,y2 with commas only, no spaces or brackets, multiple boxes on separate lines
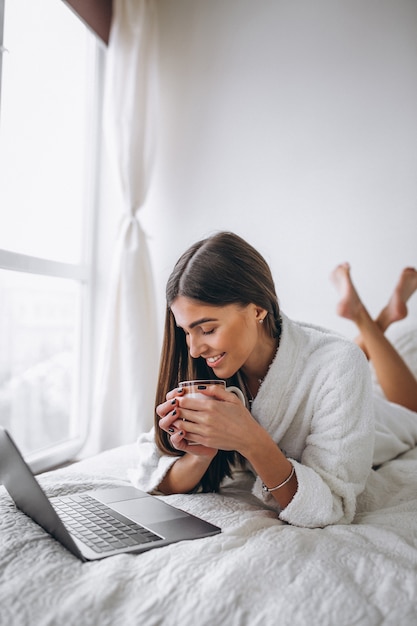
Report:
89,0,159,452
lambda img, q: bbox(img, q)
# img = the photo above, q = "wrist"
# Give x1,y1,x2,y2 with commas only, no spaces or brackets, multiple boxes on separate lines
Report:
188,450,216,464
239,425,291,482
237,420,270,461
159,450,215,495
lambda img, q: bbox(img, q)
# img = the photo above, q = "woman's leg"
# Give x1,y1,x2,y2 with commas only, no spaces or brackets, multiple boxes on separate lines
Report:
331,263,417,412
375,267,417,332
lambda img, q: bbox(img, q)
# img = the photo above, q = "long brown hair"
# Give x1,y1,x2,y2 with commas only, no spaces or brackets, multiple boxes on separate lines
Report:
154,231,281,492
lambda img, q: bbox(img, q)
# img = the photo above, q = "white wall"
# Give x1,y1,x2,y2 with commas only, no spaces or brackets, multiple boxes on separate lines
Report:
112,0,417,343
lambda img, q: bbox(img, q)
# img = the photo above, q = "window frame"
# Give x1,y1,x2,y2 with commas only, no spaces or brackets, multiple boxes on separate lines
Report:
0,0,105,473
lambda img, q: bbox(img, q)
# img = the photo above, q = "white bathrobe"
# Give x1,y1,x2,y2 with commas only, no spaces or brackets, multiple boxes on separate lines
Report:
129,313,417,528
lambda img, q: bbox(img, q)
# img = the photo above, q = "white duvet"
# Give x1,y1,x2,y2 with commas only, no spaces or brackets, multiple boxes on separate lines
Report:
1,442,417,626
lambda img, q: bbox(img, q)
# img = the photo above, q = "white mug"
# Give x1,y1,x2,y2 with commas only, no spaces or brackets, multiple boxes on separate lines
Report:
178,379,245,404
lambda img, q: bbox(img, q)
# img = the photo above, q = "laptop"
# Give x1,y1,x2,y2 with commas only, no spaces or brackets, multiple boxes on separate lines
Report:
0,427,221,561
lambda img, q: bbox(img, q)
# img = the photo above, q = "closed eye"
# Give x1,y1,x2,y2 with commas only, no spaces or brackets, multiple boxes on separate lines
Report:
202,329,215,335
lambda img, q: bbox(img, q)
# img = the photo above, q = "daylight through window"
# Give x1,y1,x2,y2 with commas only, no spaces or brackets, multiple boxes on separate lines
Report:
0,0,100,470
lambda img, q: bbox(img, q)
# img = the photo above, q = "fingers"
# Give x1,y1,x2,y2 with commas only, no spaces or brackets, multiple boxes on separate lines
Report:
159,387,238,435
157,384,245,451
156,387,224,457
166,424,203,453
158,402,203,447
158,406,183,433
156,388,184,420
192,384,230,401
167,429,187,451
168,430,217,458
192,384,242,405
157,403,188,447
165,387,185,402
157,384,237,422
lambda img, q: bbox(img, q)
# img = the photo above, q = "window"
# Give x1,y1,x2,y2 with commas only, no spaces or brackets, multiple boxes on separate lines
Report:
0,0,102,472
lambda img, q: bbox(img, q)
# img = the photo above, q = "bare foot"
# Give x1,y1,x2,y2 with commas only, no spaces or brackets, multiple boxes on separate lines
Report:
378,267,417,329
330,263,365,321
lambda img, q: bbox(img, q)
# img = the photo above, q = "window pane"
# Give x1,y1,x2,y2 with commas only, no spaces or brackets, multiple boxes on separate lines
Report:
0,269,81,455
0,0,91,264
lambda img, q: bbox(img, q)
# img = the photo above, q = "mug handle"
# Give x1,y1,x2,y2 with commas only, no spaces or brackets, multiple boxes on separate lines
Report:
226,386,245,405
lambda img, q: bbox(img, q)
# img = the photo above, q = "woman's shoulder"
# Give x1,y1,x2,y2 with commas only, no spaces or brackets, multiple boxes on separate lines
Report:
281,313,367,370
283,312,358,350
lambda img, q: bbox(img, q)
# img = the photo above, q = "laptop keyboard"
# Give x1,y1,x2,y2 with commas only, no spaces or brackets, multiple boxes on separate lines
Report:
52,494,161,553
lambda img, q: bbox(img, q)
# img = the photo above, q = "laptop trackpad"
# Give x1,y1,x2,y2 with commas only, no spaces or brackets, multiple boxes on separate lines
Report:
111,498,188,525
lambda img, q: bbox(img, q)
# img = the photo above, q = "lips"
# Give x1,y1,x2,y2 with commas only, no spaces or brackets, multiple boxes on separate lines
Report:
206,353,225,367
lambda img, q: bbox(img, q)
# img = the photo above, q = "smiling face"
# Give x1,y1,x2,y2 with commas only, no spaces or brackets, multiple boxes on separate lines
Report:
170,296,273,380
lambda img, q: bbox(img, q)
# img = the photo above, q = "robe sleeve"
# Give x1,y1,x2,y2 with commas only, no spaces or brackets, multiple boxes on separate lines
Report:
127,428,179,493
253,344,375,527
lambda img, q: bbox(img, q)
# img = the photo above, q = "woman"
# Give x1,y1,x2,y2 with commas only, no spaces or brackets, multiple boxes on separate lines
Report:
130,232,417,528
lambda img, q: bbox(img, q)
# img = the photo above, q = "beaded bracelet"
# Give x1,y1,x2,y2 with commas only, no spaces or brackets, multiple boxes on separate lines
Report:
262,465,295,493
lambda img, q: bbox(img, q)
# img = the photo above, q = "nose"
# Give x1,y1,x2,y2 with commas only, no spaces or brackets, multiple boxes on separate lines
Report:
188,334,206,359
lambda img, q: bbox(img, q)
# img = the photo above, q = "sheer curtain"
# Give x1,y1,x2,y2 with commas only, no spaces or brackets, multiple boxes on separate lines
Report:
89,0,159,453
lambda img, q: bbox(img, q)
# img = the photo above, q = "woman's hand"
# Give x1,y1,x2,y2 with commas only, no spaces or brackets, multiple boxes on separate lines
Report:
158,384,259,457
156,387,218,459
157,384,297,506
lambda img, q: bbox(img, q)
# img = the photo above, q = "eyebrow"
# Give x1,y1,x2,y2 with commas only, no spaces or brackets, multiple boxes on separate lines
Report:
188,317,218,330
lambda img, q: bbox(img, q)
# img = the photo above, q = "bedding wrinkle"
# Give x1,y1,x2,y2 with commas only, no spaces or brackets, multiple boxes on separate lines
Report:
1,444,417,625
2,320,417,624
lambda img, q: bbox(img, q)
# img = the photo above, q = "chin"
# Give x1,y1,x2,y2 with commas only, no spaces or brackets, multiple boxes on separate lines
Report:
208,357,241,380
215,367,238,380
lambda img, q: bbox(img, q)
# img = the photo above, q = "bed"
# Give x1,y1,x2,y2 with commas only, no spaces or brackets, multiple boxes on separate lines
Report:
2,323,417,626
1,440,417,626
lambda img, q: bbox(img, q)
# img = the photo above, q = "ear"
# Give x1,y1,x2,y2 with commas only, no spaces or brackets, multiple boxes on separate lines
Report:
254,306,268,324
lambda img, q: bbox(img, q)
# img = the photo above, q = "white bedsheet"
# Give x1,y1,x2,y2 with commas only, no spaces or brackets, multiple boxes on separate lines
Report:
1,443,417,626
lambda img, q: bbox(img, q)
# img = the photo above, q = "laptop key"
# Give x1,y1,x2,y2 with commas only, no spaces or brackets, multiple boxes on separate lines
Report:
51,494,162,551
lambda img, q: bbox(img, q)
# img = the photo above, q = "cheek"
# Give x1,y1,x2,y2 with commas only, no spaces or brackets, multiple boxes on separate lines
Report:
226,330,249,355
239,325,259,353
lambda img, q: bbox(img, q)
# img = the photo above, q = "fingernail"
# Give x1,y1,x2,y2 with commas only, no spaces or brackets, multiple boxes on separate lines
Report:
168,427,174,433
177,388,184,393
172,410,176,416
171,399,177,405
179,431,184,436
